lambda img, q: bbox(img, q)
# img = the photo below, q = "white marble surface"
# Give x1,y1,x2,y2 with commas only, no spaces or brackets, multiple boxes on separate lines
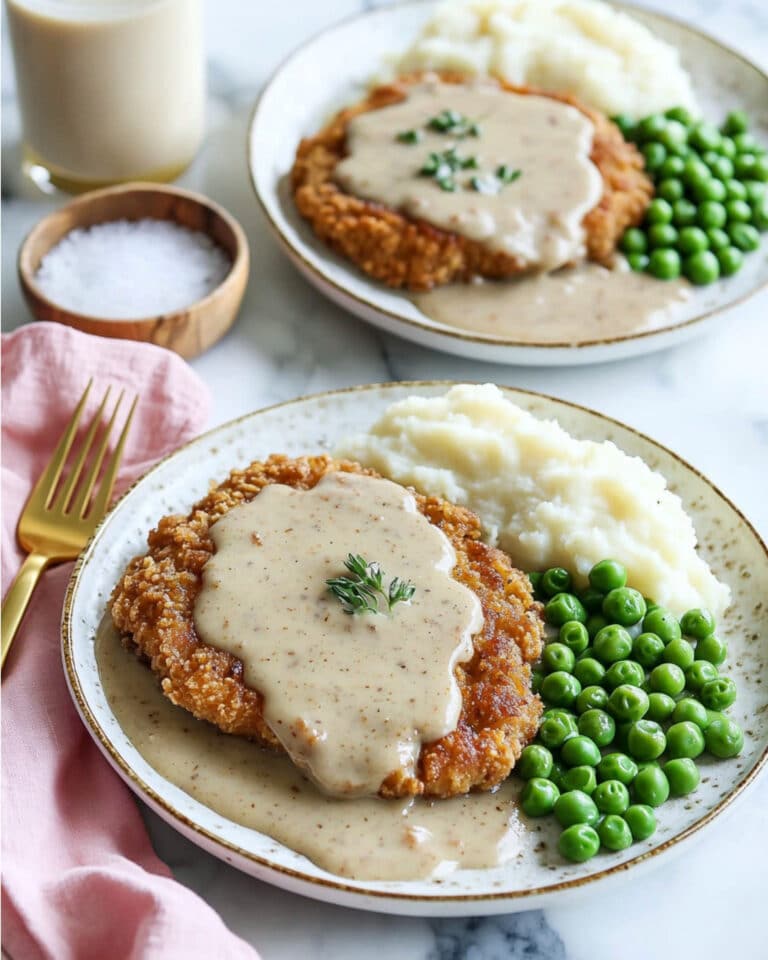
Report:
2,1,767,958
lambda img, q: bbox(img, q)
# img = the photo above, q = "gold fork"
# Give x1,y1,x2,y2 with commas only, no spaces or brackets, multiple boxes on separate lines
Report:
1,381,137,671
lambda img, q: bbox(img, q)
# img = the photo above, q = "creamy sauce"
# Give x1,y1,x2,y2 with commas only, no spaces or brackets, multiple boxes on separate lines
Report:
412,262,692,343
6,0,204,189
96,619,526,881
334,80,602,270
194,472,483,798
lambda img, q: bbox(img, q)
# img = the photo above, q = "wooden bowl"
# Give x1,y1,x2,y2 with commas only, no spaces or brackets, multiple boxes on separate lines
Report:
18,182,249,359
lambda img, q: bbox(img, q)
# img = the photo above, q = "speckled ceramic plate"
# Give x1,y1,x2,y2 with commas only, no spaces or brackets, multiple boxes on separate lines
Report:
63,383,767,915
248,1,768,366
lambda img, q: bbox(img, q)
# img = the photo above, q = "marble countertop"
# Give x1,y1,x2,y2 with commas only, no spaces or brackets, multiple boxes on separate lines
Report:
2,1,767,958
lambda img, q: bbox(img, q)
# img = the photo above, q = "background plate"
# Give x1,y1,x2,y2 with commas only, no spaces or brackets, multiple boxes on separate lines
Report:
248,0,768,366
63,383,768,916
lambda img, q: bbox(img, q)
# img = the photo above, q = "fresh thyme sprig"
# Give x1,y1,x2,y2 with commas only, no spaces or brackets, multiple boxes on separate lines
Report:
427,109,480,138
326,554,416,616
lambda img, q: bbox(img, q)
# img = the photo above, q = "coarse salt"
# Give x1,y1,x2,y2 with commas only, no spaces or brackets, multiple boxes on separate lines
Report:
35,218,232,319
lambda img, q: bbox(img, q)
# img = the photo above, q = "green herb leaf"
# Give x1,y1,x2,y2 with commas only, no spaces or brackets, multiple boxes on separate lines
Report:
427,109,481,138
496,164,522,183
397,129,422,144
326,554,416,616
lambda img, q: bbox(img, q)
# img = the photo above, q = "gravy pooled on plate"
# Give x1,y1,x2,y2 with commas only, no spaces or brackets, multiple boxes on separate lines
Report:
194,471,484,797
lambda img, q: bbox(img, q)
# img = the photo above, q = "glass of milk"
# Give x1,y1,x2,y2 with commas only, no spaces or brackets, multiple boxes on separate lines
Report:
5,0,204,192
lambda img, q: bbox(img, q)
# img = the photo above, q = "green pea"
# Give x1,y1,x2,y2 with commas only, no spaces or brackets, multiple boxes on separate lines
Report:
578,709,616,747
692,177,727,203
647,223,679,248
705,717,744,758
700,676,737,711
554,789,600,827
577,587,606,614
517,744,554,780
521,777,560,816
612,114,636,138
719,136,738,159
573,659,607,689
597,814,633,852
722,110,749,136
726,199,752,222
673,199,698,227
620,227,648,255
542,642,577,674
646,692,676,724
646,198,674,224
649,662,686,696
663,758,701,797
697,201,728,229
672,697,711,729
604,660,646,692
607,684,650,723
663,638,695,670
627,719,666,761
586,614,608,639
632,632,665,669
751,199,768,231
538,712,579,749
684,249,721,284
695,634,727,665
691,122,723,152
660,155,686,178
602,588,646,626
660,121,688,154
648,248,682,280
665,106,695,126
543,707,577,721
541,567,572,597
685,660,719,693
624,803,656,841
745,179,766,203
588,559,628,593
575,685,609,715
561,765,598,795
545,593,587,627
665,721,705,760
541,671,582,709
725,178,748,200
559,621,590,655
626,252,649,272
642,607,682,644
561,735,602,768
593,779,631,816
728,222,760,251
633,764,670,807
734,153,758,178
706,226,730,250
683,157,711,186
637,114,667,142
732,131,760,153
597,752,638,785
593,624,633,664
704,152,734,181
681,607,716,642
657,178,684,202
677,226,710,256
717,246,744,276
642,142,667,172
558,823,600,862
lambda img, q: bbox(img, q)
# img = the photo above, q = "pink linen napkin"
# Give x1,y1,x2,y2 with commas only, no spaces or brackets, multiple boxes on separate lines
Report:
1,323,258,960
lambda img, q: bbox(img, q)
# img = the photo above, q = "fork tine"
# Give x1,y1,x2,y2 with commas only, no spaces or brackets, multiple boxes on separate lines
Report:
81,393,138,521
53,386,112,513
28,379,93,510
69,390,124,519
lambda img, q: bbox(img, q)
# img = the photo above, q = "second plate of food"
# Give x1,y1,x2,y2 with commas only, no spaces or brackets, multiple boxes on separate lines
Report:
64,381,767,916
249,0,768,365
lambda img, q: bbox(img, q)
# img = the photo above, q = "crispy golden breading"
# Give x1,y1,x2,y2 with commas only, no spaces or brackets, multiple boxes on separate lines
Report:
110,454,544,798
291,73,653,291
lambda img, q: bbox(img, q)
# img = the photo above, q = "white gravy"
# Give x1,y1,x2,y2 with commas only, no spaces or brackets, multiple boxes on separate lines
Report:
412,262,692,343
193,472,483,798
95,619,526,881
334,80,602,270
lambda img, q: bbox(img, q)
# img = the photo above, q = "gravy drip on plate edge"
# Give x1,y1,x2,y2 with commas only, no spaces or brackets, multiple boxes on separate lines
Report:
95,617,526,881
193,472,484,798
334,80,602,270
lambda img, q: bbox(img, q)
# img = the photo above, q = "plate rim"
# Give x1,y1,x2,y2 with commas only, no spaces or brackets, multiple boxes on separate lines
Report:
62,380,768,906
246,0,768,354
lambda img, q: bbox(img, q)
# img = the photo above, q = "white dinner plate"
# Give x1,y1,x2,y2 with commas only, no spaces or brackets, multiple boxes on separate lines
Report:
63,382,767,916
248,0,768,366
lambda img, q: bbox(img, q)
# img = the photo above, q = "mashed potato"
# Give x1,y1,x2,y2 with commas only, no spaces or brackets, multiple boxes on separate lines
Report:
337,384,730,617
392,0,697,118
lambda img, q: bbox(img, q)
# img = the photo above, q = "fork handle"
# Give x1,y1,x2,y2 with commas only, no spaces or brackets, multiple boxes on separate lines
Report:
1,552,50,671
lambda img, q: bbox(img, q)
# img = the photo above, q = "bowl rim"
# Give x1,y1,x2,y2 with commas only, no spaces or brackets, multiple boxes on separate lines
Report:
62,379,768,905
17,181,250,328
247,0,768,352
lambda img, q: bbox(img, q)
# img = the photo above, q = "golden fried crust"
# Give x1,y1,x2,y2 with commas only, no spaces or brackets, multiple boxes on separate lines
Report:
110,454,544,799
291,72,653,290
